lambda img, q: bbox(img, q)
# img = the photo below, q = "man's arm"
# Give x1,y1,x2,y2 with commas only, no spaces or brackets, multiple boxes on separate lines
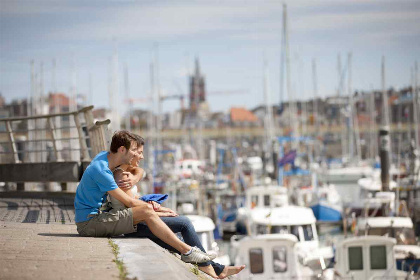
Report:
116,166,144,189
108,187,145,208
107,188,176,216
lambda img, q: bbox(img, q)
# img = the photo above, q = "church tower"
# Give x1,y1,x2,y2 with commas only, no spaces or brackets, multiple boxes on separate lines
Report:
189,58,206,112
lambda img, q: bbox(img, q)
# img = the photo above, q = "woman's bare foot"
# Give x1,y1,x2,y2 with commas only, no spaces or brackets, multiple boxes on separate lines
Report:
198,265,219,278
218,265,246,279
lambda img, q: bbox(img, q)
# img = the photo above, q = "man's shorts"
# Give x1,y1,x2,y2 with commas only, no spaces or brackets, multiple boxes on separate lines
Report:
76,208,136,237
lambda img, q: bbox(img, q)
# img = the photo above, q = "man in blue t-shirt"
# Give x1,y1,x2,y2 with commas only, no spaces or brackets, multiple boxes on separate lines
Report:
74,130,213,264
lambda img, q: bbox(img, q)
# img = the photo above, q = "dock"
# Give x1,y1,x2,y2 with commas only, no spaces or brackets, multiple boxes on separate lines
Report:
0,192,213,280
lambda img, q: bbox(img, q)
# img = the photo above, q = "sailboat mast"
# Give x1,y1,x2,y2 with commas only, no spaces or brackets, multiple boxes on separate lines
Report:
413,62,419,149
283,4,297,146
312,59,320,159
381,56,392,157
124,63,131,131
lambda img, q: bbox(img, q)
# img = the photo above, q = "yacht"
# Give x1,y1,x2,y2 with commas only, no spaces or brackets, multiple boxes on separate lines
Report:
327,236,414,280
355,192,420,273
232,234,317,280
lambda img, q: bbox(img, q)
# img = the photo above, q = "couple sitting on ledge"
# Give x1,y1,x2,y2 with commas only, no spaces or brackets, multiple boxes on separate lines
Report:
74,130,245,279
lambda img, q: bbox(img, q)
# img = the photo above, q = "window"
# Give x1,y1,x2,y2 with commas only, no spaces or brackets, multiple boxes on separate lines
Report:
264,195,270,207
370,246,387,270
348,246,363,270
251,195,258,208
256,225,268,235
271,226,289,234
291,226,300,240
273,246,287,272
302,224,315,241
249,248,264,274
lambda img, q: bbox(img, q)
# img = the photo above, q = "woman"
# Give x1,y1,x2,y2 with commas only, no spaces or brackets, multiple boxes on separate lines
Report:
111,147,245,279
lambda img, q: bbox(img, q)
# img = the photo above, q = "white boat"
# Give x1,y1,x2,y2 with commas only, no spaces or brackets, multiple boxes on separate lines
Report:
318,165,374,206
328,236,411,280
357,216,420,273
247,205,334,269
309,183,343,222
174,159,205,179
186,215,230,265
235,185,289,234
232,234,317,280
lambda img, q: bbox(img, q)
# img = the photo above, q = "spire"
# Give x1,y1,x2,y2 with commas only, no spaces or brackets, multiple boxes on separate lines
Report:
195,57,200,76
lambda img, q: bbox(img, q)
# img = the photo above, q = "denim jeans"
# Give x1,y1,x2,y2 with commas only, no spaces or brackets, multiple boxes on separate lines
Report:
125,215,225,275
124,216,225,275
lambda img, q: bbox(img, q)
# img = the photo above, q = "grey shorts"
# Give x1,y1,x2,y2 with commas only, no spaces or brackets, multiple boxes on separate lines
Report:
76,208,136,237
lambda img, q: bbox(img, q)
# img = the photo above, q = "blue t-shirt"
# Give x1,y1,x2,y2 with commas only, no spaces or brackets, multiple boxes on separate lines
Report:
74,151,118,223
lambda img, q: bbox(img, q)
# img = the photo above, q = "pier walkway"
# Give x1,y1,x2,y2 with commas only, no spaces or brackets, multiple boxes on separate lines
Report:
0,192,213,280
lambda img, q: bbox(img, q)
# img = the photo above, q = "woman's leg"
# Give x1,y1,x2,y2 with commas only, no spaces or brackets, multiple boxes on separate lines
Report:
125,216,225,275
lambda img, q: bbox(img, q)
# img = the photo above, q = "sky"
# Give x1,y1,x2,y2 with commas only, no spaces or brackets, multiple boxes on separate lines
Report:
1,0,419,115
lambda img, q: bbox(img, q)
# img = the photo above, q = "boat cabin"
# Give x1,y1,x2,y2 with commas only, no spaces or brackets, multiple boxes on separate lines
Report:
334,236,408,279
245,185,289,209
233,234,315,280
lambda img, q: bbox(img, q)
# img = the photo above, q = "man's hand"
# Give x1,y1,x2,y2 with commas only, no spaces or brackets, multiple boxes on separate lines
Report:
117,172,137,190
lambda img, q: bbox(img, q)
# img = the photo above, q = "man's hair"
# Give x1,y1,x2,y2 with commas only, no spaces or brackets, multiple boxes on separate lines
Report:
109,130,145,153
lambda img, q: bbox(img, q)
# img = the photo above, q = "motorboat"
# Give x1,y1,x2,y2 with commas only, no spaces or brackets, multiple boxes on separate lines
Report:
309,183,343,222
232,234,318,280
355,192,420,273
326,236,414,280
186,215,230,265
357,216,420,273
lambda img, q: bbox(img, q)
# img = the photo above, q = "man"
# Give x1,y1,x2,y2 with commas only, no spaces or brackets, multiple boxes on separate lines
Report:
74,130,214,264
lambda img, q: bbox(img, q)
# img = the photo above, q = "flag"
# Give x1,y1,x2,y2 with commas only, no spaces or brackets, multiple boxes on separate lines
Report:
278,150,297,167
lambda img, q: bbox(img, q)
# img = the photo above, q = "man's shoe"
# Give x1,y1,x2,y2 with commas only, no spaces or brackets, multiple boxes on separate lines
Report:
181,247,215,264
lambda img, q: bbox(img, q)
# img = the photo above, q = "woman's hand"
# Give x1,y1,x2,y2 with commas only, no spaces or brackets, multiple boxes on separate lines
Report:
148,201,161,211
156,210,178,217
148,201,178,217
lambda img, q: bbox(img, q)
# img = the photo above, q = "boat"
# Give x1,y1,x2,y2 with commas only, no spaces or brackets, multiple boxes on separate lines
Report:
317,164,374,206
355,192,420,273
357,216,420,273
186,215,230,266
309,183,343,222
232,234,318,279
327,236,413,280
235,185,289,234
245,205,334,268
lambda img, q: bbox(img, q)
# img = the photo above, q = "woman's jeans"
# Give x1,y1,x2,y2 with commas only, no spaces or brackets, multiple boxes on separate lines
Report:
125,215,225,275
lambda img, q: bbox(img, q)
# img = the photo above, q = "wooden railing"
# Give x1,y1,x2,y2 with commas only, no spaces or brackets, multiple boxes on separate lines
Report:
0,106,110,191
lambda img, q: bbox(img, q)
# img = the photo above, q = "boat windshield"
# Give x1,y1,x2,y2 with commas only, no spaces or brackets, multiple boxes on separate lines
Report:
197,232,212,251
366,227,417,245
263,225,315,241
302,224,315,241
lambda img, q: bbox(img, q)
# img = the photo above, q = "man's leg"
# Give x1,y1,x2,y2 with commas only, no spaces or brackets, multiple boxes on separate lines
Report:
131,203,192,254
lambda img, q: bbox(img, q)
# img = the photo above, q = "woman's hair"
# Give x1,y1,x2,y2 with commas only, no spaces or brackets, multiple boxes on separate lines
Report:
109,130,145,153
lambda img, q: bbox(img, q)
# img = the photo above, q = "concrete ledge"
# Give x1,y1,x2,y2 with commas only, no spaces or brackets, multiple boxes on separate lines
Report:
114,238,214,280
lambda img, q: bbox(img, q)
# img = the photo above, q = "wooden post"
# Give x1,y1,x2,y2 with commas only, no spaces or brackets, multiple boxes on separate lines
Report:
6,121,19,163
73,113,90,161
47,117,63,161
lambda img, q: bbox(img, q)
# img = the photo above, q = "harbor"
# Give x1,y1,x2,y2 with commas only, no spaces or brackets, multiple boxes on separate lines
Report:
1,1,420,279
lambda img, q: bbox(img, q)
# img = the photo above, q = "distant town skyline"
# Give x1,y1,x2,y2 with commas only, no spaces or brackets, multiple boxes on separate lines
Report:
1,0,419,115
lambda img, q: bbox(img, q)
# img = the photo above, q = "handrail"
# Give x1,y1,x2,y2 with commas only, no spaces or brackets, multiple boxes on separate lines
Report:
0,105,111,191
0,105,94,122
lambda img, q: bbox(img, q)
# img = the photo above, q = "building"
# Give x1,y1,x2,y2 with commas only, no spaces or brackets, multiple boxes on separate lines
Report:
189,58,206,112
